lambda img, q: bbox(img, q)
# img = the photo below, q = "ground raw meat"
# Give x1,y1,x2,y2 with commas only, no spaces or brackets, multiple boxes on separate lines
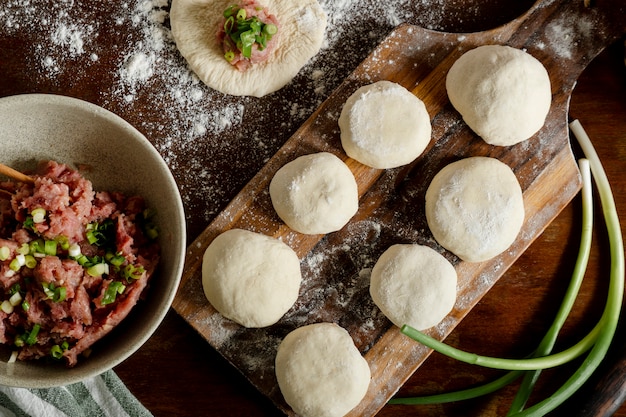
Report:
216,0,280,72
0,160,160,366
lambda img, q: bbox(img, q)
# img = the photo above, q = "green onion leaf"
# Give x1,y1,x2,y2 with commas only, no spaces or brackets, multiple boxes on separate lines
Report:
9,284,20,295
101,281,126,305
50,344,63,359
25,324,40,346
122,264,145,281
44,240,57,256
263,23,277,36
224,16,235,33
24,255,36,269
22,216,35,231
0,246,11,261
223,4,238,18
42,283,55,299
17,243,29,255
9,257,22,271
85,219,115,248
53,286,66,303
87,262,109,277
31,208,46,224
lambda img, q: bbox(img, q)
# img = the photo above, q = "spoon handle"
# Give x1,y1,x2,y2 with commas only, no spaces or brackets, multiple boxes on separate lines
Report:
0,163,34,184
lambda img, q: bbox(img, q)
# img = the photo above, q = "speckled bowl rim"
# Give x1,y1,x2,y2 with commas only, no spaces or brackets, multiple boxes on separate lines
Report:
0,94,186,388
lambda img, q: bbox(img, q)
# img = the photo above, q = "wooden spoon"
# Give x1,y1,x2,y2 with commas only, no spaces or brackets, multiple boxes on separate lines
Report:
0,162,34,185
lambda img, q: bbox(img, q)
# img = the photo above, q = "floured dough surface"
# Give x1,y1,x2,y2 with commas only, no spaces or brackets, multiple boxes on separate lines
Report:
201,228,301,327
446,44,551,146
275,323,371,417
269,152,358,235
170,0,327,97
338,80,431,169
369,244,457,331
425,157,524,262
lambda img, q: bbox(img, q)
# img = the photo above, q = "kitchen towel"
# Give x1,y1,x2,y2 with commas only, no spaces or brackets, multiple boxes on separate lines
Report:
0,370,152,417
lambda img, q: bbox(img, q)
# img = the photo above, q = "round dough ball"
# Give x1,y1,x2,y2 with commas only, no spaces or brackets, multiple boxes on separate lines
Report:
269,152,359,235
338,80,432,169
425,156,525,262
446,45,551,146
202,228,301,327
369,244,457,331
170,0,327,97
275,323,371,417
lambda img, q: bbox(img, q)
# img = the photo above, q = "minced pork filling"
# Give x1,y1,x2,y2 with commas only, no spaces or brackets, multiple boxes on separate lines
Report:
0,160,160,366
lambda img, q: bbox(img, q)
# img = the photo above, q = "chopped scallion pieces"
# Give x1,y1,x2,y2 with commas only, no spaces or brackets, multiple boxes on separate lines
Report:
50,341,69,359
9,284,20,295
17,243,29,255
221,4,278,63
44,239,57,256
223,4,238,18
31,208,46,224
101,281,126,305
56,235,70,250
263,23,277,36
24,255,36,269
87,262,109,277
53,286,66,303
68,243,81,258
1,300,13,314
50,344,63,359
42,283,55,299
107,252,125,267
85,219,115,248
41,283,66,303
0,246,10,261
25,324,40,346
122,264,145,281
9,291,22,307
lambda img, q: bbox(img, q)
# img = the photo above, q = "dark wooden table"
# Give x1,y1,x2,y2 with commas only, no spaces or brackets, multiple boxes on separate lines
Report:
1,0,624,416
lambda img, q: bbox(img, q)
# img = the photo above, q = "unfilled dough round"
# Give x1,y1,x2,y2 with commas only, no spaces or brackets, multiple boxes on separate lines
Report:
170,0,327,97
369,244,457,331
425,157,525,262
338,80,432,169
201,228,301,327
446,45,551,146
269,152,359,235
275,323,371,417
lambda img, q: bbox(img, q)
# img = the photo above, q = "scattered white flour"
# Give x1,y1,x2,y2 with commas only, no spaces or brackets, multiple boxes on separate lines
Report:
0,0,511,230
51,22,94,56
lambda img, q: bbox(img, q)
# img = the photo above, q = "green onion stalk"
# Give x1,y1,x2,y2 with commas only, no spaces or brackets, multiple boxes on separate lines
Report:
390,120,624,415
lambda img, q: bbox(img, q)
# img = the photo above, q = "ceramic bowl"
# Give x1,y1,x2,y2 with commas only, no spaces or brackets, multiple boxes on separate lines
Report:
0,94,186,388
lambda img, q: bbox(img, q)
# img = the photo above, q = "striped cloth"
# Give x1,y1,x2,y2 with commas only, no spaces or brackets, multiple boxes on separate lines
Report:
0,370,152,417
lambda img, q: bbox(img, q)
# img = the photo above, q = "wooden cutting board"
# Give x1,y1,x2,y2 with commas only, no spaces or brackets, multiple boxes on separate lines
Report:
172,0,625,415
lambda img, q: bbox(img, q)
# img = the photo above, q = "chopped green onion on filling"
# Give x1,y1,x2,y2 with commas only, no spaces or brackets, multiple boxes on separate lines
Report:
221,4,278,61
101,281,126,305
50,341,69,360
87,262,109,277
16,324,41,347
42,283,67,303
0,246,10,261
31,208,46,224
